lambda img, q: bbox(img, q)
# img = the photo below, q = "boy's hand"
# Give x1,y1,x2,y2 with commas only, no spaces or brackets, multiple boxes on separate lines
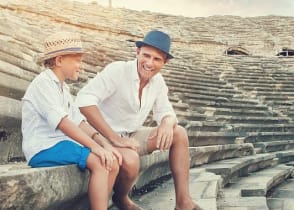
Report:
91,146,114,171
103,143,123,165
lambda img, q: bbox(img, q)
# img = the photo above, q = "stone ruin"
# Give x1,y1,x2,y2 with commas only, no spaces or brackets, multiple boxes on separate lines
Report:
0,0,294,209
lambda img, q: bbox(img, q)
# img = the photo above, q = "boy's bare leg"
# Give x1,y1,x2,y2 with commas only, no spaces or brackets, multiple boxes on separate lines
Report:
87,153,115,210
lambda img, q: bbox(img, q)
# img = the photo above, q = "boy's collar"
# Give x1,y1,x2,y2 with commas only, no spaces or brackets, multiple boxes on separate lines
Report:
45,69,59,82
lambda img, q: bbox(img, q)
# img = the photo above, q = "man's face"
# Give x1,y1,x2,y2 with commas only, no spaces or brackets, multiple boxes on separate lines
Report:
59,54,83,81
136,45,168,81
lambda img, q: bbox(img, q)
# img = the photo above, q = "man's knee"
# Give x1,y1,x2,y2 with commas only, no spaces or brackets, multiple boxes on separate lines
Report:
173,125,189,146
112,158,120,175
120,148,140,176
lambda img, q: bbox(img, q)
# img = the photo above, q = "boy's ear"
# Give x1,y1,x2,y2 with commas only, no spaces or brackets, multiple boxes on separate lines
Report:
55,56,63,67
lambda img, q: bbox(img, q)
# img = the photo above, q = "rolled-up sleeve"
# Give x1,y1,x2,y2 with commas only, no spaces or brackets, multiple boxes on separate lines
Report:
76,62,121,108
71,103,86,125
26,79,68,130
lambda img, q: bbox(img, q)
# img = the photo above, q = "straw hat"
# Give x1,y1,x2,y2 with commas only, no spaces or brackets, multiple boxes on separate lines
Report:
37,31,86,64
135,30,174,59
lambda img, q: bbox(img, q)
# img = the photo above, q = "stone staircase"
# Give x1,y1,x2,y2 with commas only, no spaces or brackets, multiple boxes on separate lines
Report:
0,0,294,209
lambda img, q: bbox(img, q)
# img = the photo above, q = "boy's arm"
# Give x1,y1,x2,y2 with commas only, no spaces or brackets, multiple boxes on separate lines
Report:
58,116,114,170
78,120,122,165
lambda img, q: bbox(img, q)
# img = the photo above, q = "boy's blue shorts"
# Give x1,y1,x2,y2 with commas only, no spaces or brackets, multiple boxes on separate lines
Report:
28,140,91,171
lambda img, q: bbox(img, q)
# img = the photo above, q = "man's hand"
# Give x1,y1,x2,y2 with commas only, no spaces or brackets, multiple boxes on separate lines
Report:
151,116,176,151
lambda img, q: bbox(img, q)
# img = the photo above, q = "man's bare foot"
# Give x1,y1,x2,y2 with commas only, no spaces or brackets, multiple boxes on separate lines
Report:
112,194,144,210
175,198,203,210
174,203,204,210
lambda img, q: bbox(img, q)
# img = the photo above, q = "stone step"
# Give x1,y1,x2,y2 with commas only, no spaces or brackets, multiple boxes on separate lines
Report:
165,80,237,94
189,143,255,167
200,153,278,186
218,196,269,210
188,131,241,146
1,144,249,209
109,168,220,210
225,164,293,197
0,71,29,100
0,163,90,210
183,113,287,125
224,123,294,133
185,121,223,132
245,132,294,143
274,150,294,164
0,96,23,163
162,71,226,86
187,98,271,111
254,140,294,153
186,121,294,133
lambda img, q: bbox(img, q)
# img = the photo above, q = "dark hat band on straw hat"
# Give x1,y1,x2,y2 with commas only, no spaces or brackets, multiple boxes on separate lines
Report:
37,31,86,64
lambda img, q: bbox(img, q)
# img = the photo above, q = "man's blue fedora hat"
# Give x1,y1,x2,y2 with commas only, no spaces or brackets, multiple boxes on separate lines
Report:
135,30,174,59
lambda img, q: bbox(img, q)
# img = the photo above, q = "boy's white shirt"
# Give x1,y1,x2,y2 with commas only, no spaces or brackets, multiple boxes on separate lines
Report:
22,68,85,162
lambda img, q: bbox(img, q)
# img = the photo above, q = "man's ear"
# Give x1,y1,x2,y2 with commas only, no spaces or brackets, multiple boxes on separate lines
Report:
136,47,141,56
164,58,169,64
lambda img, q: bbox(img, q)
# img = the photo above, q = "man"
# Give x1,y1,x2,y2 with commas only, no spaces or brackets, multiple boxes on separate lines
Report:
76,30,202,210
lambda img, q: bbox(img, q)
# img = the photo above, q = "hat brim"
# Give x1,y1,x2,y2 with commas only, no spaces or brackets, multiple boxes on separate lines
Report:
36,49,88,65
135,41,174,59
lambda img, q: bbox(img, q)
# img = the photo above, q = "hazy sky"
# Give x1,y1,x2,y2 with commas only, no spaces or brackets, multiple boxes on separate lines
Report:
74,0,294,17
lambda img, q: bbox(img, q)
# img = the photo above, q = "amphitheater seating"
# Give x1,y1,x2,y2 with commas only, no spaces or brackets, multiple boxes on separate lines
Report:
0,0,294,209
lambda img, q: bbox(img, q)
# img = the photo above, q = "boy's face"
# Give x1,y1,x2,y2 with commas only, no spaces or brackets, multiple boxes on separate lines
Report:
136,45,168,81
59,54,83,81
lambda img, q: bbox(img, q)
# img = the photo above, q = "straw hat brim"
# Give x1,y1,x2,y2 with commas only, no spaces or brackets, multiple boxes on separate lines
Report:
36,48,88,65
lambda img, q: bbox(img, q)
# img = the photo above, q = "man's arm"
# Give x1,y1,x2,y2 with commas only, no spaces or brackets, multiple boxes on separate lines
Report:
80,105,119,142
80,105,137,150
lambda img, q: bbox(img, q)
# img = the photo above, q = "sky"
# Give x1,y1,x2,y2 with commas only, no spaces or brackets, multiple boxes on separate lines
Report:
73,0,294,17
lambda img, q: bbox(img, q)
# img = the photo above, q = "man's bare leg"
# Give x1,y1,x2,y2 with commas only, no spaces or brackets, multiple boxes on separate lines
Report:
112,148,142,210
147,125,199,210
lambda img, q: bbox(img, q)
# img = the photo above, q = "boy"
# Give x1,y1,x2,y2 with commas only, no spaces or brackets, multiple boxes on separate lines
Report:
22,31,121,210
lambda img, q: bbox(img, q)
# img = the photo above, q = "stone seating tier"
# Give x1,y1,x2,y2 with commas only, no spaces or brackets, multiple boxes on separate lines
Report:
254,140,294,153
201,153,278,186
0,143,255,210
186,122,294,133
218,164,293,210
1,0,294,209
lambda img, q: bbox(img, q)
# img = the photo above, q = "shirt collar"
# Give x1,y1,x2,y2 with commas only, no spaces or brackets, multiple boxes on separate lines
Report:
44,68,68,91
131,59,140,82
44,68,60,83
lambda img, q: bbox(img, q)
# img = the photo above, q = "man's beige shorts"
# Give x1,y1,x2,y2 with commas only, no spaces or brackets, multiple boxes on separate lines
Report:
130,127,155,156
